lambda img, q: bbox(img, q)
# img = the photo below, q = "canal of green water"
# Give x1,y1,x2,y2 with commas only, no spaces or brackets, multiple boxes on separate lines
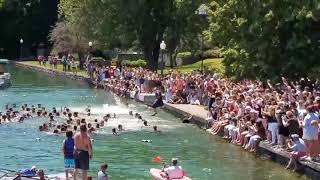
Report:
0,65,308,180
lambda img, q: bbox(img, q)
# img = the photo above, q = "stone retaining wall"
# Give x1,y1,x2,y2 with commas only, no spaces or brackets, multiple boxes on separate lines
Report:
15,62,92,83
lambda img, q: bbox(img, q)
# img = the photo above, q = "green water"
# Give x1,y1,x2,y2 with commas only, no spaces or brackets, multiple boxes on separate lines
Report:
0,65,308,180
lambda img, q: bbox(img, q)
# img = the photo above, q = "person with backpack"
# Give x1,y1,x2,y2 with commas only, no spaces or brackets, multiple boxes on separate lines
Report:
61,131,75,180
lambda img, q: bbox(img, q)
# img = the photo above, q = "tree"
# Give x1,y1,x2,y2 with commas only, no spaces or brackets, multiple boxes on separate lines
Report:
209,0,320,80
49,21,89,69
58,0,207,70
0,0,58,59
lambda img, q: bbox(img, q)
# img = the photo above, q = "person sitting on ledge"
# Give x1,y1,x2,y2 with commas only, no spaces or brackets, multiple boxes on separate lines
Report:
286,134,307,172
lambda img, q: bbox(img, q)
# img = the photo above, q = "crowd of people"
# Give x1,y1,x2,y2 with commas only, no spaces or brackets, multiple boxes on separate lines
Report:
0,103,171,180
37,54,78,73
87,64,320,172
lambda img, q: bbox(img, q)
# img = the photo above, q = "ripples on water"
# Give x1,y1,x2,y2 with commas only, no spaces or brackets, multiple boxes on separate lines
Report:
0,65,309,180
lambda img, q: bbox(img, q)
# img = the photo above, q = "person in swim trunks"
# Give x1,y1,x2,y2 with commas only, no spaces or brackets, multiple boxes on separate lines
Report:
74,124,93,180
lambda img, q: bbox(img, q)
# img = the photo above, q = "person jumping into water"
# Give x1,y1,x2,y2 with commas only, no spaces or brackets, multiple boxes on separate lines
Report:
74,125,93,180
151,88,164,116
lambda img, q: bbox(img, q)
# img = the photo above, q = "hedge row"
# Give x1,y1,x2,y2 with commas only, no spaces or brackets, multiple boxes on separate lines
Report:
177,49,223,59
122,59,147,68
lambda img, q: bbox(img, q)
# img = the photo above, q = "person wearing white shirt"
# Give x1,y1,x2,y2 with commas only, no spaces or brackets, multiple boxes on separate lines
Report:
97,163,109,180
162,158,185,179
302,106,320,161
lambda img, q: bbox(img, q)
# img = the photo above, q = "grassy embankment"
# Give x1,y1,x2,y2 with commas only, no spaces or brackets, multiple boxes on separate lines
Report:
161,58,224,74
21,61,88,77
22,58,224,76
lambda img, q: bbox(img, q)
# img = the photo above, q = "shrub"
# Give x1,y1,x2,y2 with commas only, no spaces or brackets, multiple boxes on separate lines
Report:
92,57,105,61
177,52,192,59
136,59,147,67
203,49,223,58
122,59,147,67
194,49,223,59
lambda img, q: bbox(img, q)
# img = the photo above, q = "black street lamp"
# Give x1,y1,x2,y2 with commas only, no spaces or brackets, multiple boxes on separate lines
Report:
160,40,166,75
19,38,23,61
197,4,207,73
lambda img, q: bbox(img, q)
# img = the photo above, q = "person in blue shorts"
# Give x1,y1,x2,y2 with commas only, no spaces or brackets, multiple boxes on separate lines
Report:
62,131,75,180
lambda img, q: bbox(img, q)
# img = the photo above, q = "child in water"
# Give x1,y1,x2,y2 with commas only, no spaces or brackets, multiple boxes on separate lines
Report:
118,124,123,131
112,128,118,135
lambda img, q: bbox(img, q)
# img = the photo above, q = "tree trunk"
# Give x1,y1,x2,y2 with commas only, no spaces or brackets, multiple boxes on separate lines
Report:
78,52,85,70
144,44,160,71
144,46,154,70
152,45,160,71
173,47,178,66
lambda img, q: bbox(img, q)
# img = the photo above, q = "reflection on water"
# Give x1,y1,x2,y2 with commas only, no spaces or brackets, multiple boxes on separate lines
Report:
0,65,309,180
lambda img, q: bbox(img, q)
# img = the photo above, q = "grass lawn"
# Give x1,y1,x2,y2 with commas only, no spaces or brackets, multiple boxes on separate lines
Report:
21,61,88,77
160,58,224,74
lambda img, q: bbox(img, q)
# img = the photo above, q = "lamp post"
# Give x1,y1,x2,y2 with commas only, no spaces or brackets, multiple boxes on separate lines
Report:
19,38,23,61
197,4,207,73
160,40,166,75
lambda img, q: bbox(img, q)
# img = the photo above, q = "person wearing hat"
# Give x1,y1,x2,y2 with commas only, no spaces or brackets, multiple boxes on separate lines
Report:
286,134,307,171
162,158,185,179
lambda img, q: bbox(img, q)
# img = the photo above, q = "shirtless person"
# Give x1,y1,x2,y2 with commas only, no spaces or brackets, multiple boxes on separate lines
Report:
74,125,93,180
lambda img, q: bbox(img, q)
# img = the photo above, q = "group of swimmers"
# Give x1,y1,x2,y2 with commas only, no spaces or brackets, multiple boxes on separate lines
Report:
0,103,53,123
1,103,162,138
39,106,109,135
111,110,161,135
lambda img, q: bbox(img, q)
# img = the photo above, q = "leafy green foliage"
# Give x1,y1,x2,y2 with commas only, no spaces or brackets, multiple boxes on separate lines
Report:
57,0,207,70
122,59,147,68
177,52,192,59
209,0,320,80
164,58,224,74
0,0,58,59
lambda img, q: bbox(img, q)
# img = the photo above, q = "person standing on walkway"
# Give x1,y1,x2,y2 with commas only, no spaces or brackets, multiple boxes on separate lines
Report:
302,105,320,161
67,54,72,71
61,131,75,180
62,55,67,71
74,125,93,180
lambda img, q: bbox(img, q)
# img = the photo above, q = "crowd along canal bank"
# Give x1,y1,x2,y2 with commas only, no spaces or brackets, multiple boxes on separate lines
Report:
14,61,320,179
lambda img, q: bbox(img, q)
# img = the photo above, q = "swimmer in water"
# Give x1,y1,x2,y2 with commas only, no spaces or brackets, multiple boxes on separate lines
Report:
137,115,143,121
18,116,24,123
118,124,123,131
143,120,149,127
113,113,116,118
129,111,133,116
135,113,140,118
153,126,161,133
112,128,118,135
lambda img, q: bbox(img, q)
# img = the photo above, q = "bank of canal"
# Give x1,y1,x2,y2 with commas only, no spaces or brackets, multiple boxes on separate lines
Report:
0,64,310,180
